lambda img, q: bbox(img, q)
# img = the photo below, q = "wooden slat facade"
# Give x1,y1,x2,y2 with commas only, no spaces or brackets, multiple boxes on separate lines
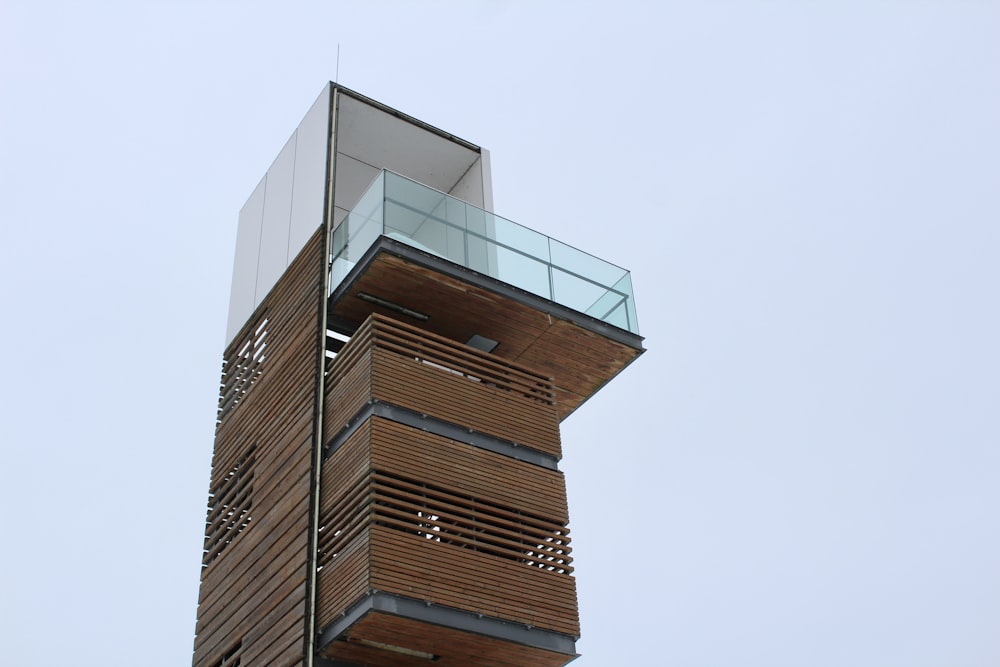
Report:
197,87,643,666
328,247,644,420
315,314,579,664
325,314,562,458
316,424,372,628
196,237,633,665
193,228,325,667
316,417,578,634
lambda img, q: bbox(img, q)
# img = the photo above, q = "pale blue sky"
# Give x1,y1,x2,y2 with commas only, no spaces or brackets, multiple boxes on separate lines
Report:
2,2,998,665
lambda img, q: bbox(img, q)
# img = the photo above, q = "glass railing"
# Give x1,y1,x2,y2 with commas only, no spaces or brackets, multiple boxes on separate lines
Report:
330,171,639,334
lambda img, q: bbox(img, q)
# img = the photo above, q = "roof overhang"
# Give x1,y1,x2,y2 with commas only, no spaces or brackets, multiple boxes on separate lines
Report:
328,237,645,421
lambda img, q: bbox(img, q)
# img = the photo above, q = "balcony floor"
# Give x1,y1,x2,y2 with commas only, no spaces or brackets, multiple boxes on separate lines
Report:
319,606,576,667
328,237,644,421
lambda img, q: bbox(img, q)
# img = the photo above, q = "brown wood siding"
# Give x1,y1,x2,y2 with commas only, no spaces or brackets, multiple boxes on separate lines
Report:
328,250,644,420
323,347,373,442
316,424,373,629
316,530,370,629
315,411,578,641
370,417,568,522
371,349,560,457
371,525,578,637
193,228,324,667
324,314,562,458
368,416,578,637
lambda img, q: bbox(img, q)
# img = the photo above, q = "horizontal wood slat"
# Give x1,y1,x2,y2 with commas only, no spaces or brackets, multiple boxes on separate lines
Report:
369,313,554,400
316,529,370,630
327,249,644,421
316,425,373,628
202,445,255,566
372,351,561,457
371,472,572,573
193,227,324,667
371,525,579,637
217,315,269,422
324,313,562,457
315,406,578,639
371,418,569,520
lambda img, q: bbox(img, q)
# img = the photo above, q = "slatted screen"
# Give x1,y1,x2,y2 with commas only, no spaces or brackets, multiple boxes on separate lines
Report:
325,314,562,458
217,316,268,423
317,314,579,639
203,445,256,567
194,229,324,667
372,469,572,574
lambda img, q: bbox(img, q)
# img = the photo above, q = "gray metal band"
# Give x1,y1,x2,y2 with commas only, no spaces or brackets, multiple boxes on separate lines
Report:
317,591,578,657
323,399,560,470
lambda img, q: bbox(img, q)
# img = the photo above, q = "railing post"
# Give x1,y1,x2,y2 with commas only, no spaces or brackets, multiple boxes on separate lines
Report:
546,238,555,301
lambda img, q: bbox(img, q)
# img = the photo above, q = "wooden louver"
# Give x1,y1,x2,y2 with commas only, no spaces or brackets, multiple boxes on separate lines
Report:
315,314,580,665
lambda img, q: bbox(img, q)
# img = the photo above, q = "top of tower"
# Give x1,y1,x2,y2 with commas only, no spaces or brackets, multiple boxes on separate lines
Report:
227,83,644,419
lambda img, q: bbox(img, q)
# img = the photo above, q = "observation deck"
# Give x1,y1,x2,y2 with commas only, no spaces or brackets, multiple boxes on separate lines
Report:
328,171,644,419
200,83,646,667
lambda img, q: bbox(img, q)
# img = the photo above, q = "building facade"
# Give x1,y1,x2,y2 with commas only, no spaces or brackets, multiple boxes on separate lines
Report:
194,84,644,667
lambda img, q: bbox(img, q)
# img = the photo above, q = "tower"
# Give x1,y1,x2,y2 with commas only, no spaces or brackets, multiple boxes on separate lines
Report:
194,84,644,667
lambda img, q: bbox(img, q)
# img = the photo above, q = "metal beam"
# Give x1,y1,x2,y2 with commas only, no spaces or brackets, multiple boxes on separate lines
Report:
324,400,559,470
317,591,578,657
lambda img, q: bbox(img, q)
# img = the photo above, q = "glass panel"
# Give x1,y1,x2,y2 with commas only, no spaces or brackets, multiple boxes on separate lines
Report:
445,222,466,265
466,213,500,277
494,218,550,262
599,299,631,330
330,173,384,290
549,239,627,289
399,203,449,258
444,195,468,232
332,170,639,334
584,287,629,325
552,267,609,314
496,246,551,299
465,205,488,236
384,172,445,235
464,206,493,275
584,272,635,330
613,273,638,333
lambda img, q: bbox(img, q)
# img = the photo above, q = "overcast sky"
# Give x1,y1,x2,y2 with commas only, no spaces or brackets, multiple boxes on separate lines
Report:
2,2,998,666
